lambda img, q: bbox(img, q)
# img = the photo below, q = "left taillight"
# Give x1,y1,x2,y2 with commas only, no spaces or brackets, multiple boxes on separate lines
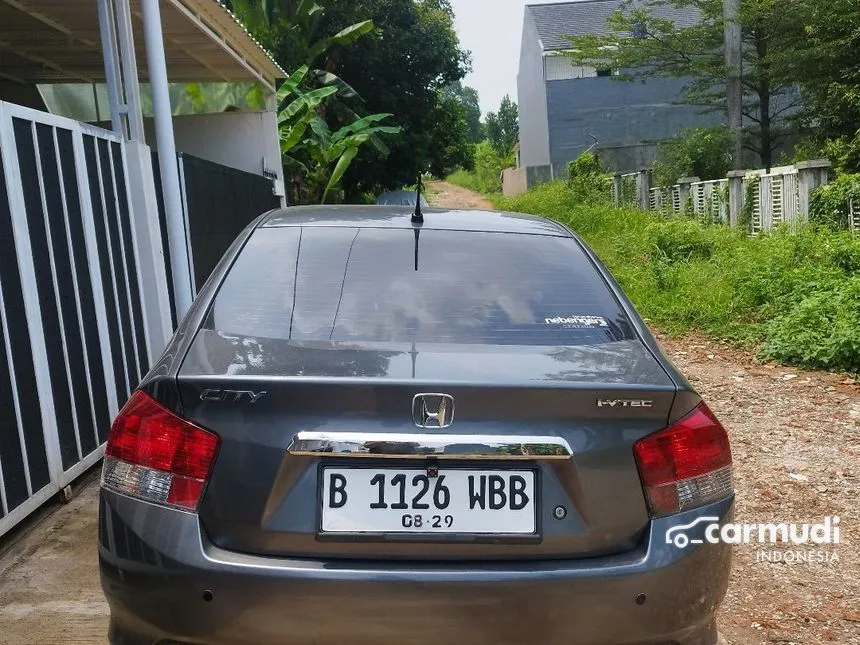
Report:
101,390,220,512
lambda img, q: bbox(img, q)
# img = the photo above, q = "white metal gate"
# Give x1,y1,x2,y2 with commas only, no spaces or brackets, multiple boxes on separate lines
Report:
0,101,161,537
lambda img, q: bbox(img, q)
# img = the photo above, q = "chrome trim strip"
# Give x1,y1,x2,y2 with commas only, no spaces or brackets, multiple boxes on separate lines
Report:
287,432,572,460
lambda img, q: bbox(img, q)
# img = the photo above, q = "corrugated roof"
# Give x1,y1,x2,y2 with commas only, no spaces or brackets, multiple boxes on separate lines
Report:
0,0,285,88
526,0,701,52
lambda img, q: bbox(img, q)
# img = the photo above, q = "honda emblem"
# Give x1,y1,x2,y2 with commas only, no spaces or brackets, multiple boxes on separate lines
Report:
412,393,455,429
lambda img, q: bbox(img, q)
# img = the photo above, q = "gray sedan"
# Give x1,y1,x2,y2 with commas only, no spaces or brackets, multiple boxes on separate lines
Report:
99,205,733,645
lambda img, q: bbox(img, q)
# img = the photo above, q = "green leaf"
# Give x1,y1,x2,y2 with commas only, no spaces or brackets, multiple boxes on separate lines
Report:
323,147,359,203
295,0,321,20
183,83,205,112
367,126,402,135
314,69,363,101
244,84,266,110
280,113,313,154
309,115,331,142
278,96,309,124
276,66,309,103
308,20,375,63
328,20,375,46
301,85,338,106
283,154,310,174
369,133,390,155
331,113,394,141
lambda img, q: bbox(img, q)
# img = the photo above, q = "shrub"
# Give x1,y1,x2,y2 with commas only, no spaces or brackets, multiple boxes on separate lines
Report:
446,141,514,194
567,151,611,201
494,181,860,373
792,132,860,174
760,277,860,372
652,126,733,188
809,174,860,230
650,219,717,263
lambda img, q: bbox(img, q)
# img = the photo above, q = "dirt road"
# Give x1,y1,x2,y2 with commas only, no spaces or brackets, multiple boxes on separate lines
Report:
0,185,856,644
659,333,859,645
426,180,494,210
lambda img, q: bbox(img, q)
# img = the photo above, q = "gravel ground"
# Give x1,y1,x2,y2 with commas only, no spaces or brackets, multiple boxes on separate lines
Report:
657,332,860,645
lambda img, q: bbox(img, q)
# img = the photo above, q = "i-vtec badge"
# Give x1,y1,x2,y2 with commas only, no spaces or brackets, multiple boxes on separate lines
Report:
597,398,654,408
200,389,267,403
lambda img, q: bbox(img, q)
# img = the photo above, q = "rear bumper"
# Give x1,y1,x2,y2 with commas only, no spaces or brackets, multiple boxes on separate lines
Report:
100,489,733,645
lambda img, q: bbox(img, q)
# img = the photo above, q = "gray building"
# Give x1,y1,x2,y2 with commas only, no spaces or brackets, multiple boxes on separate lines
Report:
517,0,717,182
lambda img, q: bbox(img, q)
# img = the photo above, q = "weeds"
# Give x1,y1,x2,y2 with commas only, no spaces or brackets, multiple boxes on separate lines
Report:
446,142,515,194
494,181,860,373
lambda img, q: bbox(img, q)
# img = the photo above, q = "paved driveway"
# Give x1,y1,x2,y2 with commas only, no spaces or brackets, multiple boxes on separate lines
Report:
0,473,107,645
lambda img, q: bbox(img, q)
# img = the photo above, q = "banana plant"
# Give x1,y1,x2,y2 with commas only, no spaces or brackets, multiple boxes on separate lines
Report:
277,66,400,203
229,0,374,100
231,1,399,203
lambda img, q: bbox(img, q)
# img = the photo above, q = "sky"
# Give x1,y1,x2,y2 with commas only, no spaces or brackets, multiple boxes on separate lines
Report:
450,0,573,116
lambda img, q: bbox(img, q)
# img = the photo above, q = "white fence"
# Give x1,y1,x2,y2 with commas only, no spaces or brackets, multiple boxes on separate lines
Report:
0,101,171,538
691,179,729,224
616,161,834,234
850,199,860,236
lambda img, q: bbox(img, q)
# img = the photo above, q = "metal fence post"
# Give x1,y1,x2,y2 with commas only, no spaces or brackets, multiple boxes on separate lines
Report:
612,173,622,206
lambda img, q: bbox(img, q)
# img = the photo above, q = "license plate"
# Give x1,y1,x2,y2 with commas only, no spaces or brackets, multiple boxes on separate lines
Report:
320,467,536,534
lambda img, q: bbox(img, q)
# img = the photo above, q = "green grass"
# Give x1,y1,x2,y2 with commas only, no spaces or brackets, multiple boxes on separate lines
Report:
446,168,498,194
492,181,860,373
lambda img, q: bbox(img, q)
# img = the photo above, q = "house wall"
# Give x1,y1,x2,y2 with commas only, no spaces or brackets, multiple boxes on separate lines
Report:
143,110,284,186
546,75,718,172
517,12,550,168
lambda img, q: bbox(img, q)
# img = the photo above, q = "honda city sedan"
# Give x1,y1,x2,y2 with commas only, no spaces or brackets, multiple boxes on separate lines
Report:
99,205,733,645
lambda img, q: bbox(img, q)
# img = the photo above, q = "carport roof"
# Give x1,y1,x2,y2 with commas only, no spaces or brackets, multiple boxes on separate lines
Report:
0,0,286,90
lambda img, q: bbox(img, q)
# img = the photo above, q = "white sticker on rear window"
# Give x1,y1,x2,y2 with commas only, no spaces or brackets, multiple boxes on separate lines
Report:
544,315,609,328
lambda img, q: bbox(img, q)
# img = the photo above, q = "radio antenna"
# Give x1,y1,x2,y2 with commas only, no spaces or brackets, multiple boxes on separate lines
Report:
411,175,424,224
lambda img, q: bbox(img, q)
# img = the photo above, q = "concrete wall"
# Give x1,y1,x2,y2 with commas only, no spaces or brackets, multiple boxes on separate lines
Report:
143,110,284,186
502,167,528,196
596,142,661,173
546,75,718,172
517,12,550,168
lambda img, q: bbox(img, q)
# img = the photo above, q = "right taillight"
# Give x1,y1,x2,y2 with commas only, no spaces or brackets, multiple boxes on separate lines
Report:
101,390,220,512
634,402,733,517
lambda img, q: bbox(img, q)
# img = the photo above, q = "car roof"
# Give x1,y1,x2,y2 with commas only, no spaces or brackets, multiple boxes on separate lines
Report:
260,205,572,237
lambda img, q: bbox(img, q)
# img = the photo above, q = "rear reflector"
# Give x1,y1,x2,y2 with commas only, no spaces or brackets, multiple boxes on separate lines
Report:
102,390,220,511
634,402,732,517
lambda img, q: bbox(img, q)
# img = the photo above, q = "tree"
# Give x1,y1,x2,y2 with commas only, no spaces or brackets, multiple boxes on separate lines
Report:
277,66,401,203
230,0,472,194
485,95,519,155
227,0,375,99
443,82,483,143
427,91,475,175
790,0,860,156
303,0,472,195
564,0,808,169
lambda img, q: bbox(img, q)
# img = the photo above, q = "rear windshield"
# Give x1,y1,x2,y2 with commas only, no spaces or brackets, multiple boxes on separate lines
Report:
203,227,635,346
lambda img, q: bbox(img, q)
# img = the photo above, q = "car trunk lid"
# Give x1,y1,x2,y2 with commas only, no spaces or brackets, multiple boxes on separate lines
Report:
177,330,678,560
